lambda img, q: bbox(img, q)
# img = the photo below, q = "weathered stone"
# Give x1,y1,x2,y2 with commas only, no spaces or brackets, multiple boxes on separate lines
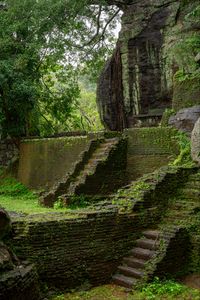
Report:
97,0,200,130
0,207,11,240
0,243,14,271
6,167,199,291
195,53,200,63
172,78,200,111
41,137,127,207
168,106,200,135
191,117,200,165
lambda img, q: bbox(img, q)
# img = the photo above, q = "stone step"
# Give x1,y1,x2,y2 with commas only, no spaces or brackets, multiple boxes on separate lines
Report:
188,174,200,181
105,138,119,142
93,153,107,159
81,171,95,177
181,188,200,198
164,211,191,218
168,203,198,210
185,182,200,189
118,266,144,279
130,247,155,260
112,274,137,288
136,238,160,250
87,159,100,165
143,230,161,240
123,257,146,269
99,141,117,148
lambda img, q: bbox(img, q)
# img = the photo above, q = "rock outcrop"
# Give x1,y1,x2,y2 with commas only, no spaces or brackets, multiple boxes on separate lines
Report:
168,106,200,135
191,117,200,165
97,0,200,130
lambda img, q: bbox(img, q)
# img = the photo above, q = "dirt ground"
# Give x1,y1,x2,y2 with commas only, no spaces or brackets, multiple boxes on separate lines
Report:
180,274,200,290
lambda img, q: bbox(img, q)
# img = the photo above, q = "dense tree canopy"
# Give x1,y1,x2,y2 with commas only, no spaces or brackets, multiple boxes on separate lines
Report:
0,0,120,137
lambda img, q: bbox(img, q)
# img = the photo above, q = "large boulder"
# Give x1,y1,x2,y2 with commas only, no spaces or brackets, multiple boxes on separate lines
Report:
191,117,200,165
97,0,200,130
168,106,200,135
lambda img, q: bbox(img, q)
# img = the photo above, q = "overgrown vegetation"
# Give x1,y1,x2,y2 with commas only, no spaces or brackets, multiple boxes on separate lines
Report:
171,131,195,167
160,109,176,127
42,77,103,135
53,194,89,210
170,4,200,82
50,282,200,300
0,176,92,212
0,0,120,137
0,176,69,213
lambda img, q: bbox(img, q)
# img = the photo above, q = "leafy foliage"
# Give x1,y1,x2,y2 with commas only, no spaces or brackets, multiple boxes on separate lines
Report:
0,176,71,213
50,282,200,300
0,176,30,196
171,131,194,167
170,3,200,81
139,277,190,300
38,75,103,135
0,0,120,137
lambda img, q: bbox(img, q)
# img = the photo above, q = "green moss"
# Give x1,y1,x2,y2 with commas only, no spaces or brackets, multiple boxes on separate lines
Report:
50,283,200,300
0,176,74,214
172,73,200,111
160,109,176,127
170,132,195,167
126,127,180,156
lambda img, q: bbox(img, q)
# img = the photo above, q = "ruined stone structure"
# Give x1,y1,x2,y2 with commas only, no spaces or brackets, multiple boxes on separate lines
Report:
1,1,200,297
41,137,128,207
1,128,200,294
6,166,200,291
17,128,179,205
97,0,200,130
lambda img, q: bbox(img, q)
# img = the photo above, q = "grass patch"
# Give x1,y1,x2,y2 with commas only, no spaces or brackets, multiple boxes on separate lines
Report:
0,176,70,214
50,282,200,300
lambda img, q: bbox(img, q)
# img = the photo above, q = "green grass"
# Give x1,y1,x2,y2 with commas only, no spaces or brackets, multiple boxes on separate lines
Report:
0,176,70,214
50,282,200,300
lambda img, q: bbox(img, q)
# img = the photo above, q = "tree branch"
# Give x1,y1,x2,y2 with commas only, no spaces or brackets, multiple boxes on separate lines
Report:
73,7,121,50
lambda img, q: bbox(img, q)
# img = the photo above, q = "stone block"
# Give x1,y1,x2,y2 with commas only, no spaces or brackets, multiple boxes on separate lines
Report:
191,117,200,165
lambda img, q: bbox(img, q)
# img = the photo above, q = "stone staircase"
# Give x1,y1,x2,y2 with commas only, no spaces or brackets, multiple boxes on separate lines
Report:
65,138,120,196
163,171,200,225
113,169,200,289
113,228,178,288
61,138,120,204
41,138,121,206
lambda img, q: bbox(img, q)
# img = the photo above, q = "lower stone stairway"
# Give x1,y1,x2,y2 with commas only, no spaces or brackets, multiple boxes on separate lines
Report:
113,169,200,289
113,228,178,288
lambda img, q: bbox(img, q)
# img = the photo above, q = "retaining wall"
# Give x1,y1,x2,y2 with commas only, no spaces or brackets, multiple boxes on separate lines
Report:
17,136,95,190
125,127,179,180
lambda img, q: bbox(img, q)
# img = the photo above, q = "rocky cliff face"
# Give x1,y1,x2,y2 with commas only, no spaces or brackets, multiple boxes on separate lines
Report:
97,0,200,130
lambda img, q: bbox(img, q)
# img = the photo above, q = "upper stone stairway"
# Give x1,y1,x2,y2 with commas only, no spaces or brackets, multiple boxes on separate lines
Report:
41,138,122,207
65,138,119,196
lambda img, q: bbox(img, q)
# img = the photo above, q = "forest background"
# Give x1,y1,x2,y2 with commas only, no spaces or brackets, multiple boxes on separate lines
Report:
0,0,122,137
